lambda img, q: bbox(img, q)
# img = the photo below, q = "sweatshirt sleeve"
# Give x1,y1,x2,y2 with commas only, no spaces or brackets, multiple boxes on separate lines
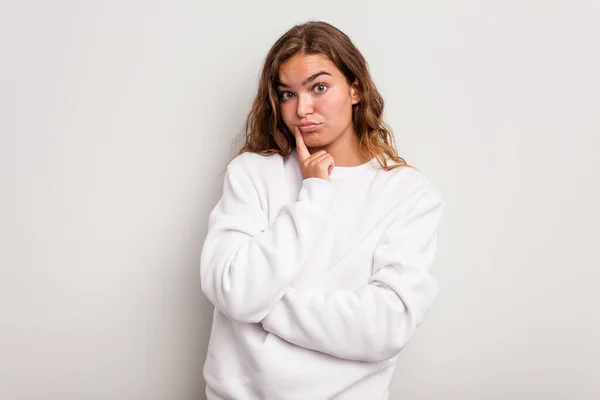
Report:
260,182,444,362
200,159,335,324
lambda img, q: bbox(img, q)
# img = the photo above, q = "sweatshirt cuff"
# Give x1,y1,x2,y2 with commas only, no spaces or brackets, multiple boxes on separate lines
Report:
298,178,335,210
261,287,297,331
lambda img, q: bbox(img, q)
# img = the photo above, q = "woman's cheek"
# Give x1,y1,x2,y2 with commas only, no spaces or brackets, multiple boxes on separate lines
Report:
280,103,293,126
314,96,330,114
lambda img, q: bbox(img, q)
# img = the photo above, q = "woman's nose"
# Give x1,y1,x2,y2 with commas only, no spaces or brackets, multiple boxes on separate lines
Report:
296,93,314,118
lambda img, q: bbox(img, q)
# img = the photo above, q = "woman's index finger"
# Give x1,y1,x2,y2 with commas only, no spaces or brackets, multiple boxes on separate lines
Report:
294,126,311,161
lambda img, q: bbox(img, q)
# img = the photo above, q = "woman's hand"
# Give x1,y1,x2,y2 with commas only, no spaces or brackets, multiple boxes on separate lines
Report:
294,126,335,182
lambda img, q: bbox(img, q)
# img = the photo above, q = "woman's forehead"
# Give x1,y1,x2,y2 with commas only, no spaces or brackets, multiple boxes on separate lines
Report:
278,54,341,85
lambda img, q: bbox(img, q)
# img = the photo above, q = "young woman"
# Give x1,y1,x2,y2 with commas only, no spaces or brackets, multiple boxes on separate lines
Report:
200,20,444,400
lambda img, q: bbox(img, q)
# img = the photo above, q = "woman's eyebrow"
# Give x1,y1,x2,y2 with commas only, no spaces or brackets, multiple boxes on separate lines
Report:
277,71,332,88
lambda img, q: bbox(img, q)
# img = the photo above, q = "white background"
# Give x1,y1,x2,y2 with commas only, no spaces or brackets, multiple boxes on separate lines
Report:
1,0,599,399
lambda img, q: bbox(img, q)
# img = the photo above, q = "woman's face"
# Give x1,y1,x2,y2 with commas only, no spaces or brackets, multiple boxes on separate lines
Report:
276,53,359,150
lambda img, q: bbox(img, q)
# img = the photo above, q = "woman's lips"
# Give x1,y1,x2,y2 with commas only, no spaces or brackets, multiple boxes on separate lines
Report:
298,123,320,133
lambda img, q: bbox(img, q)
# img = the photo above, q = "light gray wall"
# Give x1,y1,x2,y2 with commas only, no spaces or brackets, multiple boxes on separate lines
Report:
1,1,598,399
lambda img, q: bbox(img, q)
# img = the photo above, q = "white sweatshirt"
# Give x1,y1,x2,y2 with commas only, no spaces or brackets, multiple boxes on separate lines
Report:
200,148,444,400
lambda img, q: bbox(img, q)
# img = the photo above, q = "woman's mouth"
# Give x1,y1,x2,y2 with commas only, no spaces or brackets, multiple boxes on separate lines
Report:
298,123,321,133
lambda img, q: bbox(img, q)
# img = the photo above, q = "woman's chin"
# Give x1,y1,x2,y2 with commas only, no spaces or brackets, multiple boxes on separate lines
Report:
303,133,328,146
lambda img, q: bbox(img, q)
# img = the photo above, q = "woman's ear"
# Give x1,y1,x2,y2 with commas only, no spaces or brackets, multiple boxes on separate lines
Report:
350,79,360,105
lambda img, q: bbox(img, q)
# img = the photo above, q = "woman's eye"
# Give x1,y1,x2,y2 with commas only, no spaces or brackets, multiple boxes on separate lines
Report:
314,84,327,93
280,92,294,100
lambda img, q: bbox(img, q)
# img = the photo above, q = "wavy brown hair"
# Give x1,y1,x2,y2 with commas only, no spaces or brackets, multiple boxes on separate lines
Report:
234,20,408,171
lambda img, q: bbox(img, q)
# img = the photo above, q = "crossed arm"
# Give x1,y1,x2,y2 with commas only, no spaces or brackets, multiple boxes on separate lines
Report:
260,187,443,362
